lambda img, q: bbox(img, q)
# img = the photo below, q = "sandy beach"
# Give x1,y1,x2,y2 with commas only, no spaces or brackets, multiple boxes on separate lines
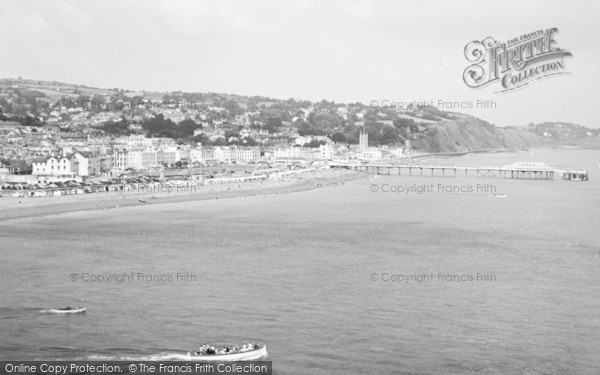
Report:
0,169,367,222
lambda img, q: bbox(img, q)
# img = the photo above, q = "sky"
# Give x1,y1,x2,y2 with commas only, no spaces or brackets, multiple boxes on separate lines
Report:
1,0,599,128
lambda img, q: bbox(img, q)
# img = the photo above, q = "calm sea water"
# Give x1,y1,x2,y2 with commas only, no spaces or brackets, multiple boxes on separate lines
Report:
1,148,599,374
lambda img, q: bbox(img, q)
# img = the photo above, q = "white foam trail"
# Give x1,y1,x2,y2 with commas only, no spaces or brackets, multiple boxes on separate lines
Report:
84,352,189,361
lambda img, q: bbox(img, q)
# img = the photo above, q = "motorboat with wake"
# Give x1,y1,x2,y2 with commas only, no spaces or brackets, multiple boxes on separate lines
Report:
186,344,267,361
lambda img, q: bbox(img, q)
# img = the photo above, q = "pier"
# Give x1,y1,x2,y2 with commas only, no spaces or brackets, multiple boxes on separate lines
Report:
329,163,557,180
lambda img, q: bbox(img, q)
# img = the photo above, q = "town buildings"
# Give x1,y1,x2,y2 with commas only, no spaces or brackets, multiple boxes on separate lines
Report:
0,79,411,187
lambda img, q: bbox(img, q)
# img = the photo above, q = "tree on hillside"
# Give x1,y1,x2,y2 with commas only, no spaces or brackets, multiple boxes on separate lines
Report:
97,117,130,136
304,139,327,148
141,115,201,139
331,132,346,143
240,136,258,146
223,100,242,117
192,133,210,145
264,117,283,133
179,119,201,135
379,126,400,145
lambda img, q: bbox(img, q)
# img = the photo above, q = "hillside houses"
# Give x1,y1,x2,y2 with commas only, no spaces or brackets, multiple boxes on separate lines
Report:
0,77,432,187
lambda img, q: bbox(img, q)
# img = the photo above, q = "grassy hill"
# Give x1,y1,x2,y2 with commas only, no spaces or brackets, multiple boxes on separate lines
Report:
410,117,546,152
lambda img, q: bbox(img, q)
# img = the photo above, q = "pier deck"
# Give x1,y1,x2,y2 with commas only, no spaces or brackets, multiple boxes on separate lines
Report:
329,163,556,179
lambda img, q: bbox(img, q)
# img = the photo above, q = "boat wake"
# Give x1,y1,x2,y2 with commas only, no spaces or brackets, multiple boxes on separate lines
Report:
39,307,86,314
53,349,193,362
85,352,190,361
53,347,268,362
0,307,44,319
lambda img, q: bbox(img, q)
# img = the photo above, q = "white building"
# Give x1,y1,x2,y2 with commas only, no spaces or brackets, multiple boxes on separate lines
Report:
32,156,72,175
114,135,175,149
214,147,259,164
294,136,313,146
190,148,203,163
213,147,230,163
127,150,143,169
359,148,383,160
70,152,102,176
32,156,78,182
319,144,335,160
389,148,405,158
190,148,217,164
141,150,158,169
231,147,259,163
274,147,301,158
113,150,128,170
157,149,177,166
114,149,161,170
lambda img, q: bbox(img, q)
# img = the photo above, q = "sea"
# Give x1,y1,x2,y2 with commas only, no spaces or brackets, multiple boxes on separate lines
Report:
0,148,599,375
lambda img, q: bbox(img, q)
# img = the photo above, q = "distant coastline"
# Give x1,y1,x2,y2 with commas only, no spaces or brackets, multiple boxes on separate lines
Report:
406,147,508,159
547,138,600,149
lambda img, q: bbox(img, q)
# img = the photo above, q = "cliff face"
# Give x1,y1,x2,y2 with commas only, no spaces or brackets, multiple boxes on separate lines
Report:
409,116,546,153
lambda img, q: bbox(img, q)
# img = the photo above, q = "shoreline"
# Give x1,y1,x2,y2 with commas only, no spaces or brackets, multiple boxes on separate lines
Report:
0,169,368,222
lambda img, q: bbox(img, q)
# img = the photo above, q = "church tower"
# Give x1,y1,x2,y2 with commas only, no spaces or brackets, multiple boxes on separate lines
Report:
359,127,368,151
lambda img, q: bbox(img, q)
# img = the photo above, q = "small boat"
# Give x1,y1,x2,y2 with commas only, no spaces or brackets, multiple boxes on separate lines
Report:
139,199,146,203
42,306,87,314
186,345,267,361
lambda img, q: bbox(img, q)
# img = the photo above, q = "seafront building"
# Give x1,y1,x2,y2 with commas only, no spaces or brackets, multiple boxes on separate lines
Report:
108,145,261,170
355,127,385,160
70,151,102,176
30,155,78,184
213,146,259,164
113,134,175,149
31,155,71,175
274,148,301,159
358,148,383,160
319,144,335,160
190,148,217,164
